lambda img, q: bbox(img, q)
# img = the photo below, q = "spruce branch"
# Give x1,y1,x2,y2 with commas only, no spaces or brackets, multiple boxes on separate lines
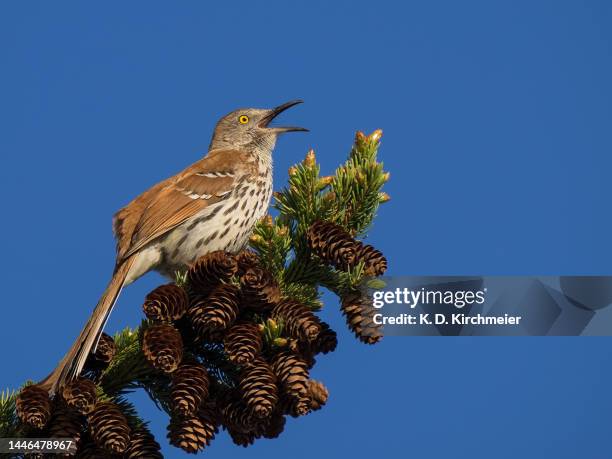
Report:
0,388,19,438
5,129,389,454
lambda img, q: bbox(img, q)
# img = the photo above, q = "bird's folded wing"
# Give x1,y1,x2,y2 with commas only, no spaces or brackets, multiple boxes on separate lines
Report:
114,149,253,263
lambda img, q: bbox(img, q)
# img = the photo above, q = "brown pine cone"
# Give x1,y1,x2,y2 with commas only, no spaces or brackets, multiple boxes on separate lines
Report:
240,266,281,311
262,411,286,439
167,415,215,454
295,322,336,369
76,436,118,459
224,322,263,365
227,427,257,447
124,426,162,459
288,339,316,369
279,393,311,418
188,284,240,337
307,380,329,411
143,284,189,323
311,321,338,355
271,299,321,342
87,401,130,454
88,332,116,368
188,250,237,294
306,220,358,270
62,377,97,415
198,400,221,437
170,363,210,417
270,351,310,398
15,384,52,429
142,323,183,373
341,292,383,344
355,242,387,276
219,392,254,433
238,358,279,419
47,406,86,449
236,249,261,275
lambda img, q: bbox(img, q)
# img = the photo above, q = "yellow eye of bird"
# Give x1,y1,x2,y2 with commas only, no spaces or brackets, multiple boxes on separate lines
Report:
238,115,249,124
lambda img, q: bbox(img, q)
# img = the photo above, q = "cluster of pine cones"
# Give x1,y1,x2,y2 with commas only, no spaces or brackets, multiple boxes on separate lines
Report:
307,220,388,344
15,336,163,458
15,220,386,456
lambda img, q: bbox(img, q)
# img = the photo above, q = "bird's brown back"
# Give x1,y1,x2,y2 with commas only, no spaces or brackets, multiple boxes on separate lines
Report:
112,148,258,265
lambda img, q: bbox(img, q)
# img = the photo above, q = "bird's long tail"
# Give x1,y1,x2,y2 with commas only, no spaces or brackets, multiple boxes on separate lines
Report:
39,258,134,395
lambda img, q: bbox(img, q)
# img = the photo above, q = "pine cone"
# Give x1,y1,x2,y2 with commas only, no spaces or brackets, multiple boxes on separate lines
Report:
142,323,184,373
219,392,254,433
167,415,214,454
355,242,387,276
23,453,45,459
75,437,117,459
47,406,86,449
295,322,336,369
198,400,221,436
306,220,358,270
307,380,329,411
224,322,263,365
270,351,310,398
62,377,97,415
170,363,210,417
87,401,130,454
341,292,383,344
143,284,189,322
238,358,279,419
262,411,286,439
124,426,162,459
288,339,315,369
188,284,240,337
311,321,338,355
236,249,261,275
240,266,281,311
227,427,257,447
83,332,116,374
16,384,52,429
271,299,321,342
279,393,311,418
89,332,116,368
188,250,237,294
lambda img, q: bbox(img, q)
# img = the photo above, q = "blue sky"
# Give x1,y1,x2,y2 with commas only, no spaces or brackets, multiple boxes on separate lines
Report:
1,1,612,457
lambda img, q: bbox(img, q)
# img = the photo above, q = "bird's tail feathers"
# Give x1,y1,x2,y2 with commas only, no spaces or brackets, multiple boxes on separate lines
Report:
39,259,134,395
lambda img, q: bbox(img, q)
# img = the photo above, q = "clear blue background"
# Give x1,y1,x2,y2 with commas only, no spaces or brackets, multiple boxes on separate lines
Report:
1,1,611,458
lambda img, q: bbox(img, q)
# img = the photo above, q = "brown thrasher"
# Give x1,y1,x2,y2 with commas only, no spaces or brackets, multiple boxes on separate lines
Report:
40,100,307,394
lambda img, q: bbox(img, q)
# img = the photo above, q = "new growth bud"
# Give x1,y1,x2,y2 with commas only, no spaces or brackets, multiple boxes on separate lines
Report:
379,192,391,203
267,318,279,333
318,176,334,189
263,215,274,227
304,149,316,167
250,234,264,244
368,129,383,143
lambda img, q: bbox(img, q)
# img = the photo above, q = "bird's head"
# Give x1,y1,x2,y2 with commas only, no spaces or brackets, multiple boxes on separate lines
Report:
209,99,307,153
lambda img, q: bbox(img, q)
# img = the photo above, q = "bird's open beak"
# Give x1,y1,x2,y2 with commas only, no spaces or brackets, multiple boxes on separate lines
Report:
260,99,309,132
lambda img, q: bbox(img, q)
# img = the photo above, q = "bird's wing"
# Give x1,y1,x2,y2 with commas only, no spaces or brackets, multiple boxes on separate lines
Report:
113,148,255,263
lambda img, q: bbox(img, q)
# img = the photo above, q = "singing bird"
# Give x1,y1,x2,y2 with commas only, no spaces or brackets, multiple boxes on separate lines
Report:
40,100,307,394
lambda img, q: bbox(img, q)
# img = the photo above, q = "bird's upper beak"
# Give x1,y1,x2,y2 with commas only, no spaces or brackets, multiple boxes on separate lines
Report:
260,99,308,133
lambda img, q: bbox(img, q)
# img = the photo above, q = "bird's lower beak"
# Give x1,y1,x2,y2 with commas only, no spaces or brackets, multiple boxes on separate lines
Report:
260,99,309,132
